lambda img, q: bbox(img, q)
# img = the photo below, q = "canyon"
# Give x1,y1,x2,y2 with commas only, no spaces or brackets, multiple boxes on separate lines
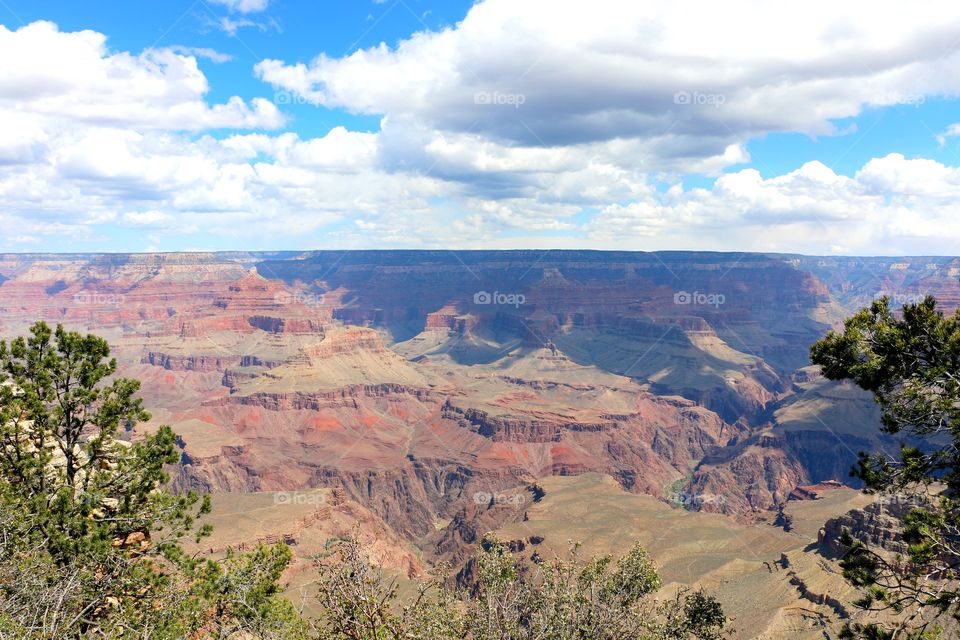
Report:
1,250,957,636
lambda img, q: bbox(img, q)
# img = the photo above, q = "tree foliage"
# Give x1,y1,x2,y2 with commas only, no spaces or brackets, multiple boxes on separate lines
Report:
811,296,960,639
313,533,727,640
0,322,306,638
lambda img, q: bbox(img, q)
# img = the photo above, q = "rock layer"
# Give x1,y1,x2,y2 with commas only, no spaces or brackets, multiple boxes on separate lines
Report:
0,250,954,553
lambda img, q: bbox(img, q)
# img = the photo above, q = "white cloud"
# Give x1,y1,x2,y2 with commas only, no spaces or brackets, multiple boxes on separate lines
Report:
3,13,960,256
170,46,233,63
583,155,960,254
256,0,960,173
857,154,960,198
5,117,960,253
0,117,452,248
936,123,960,146
214,15,281,36
208,0,270,13
0,21,283,130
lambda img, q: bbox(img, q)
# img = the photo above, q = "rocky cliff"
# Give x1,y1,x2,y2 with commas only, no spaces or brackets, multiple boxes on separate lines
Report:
1,250,955,560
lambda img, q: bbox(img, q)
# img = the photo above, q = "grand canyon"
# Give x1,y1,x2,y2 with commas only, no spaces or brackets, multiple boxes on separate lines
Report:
7,3,960,637
2,250,956,637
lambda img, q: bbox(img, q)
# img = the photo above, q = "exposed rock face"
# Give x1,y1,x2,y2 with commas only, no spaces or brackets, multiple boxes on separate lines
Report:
247,315,326,335
685,368,903,515
1,250,953,561
684,437,806,514
169,376,734,538
818,497,925,557
143,352,240,372
425,306,477,333
426,484,538,576
793,255,960,314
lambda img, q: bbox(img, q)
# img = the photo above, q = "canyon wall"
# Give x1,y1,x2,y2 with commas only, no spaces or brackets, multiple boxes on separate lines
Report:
1,250,956,546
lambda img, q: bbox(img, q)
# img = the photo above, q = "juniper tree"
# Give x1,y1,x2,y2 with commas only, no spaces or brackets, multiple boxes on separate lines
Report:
811,296,960,639
0,321,306,638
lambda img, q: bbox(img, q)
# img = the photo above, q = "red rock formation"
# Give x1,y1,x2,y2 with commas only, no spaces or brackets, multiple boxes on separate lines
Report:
1,250,952,558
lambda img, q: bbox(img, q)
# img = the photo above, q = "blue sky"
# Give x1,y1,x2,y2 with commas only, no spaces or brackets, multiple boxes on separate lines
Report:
1,0,472,135
1,0,960,255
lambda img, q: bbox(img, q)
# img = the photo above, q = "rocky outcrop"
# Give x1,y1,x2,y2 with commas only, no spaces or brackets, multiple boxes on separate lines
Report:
763,552,849,619
443,403,612,442
787,570,849,618
217,383,436,410
686,445,805,514
248,315,326,335
425,308,477,333
304,327,385,357
143,352,241,372
426,484,538,573
818,497,925,557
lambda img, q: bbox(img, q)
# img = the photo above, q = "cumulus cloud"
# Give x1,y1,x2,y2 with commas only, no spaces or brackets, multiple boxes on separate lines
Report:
0,119,450,247
3,10,960,255
0,21,283,130
256,0,960,171
5,118,960,253
584,155,960,254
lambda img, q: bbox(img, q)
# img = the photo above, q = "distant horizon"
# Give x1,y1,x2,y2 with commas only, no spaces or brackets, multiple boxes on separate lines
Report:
2,249,958,260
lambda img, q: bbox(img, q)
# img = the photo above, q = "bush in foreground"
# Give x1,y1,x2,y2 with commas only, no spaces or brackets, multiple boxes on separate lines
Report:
314,533,726,640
